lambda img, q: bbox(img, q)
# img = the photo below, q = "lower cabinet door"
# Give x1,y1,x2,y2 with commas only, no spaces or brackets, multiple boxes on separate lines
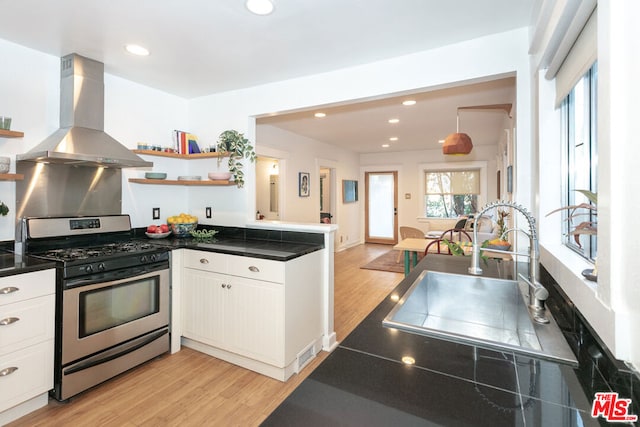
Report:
225,277,284,366
0,340,54,413
181,269,226,347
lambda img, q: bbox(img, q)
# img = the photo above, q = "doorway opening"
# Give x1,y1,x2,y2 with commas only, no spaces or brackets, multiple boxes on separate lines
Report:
256,156,280,220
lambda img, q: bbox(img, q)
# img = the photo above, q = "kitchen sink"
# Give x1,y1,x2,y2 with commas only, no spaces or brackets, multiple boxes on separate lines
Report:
383,270,578,366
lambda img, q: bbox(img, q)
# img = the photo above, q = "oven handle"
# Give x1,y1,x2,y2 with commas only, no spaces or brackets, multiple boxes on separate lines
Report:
64,262,169,289
63,328,168,376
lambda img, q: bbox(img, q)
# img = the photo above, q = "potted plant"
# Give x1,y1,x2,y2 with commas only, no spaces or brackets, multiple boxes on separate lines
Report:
546,189,597,248
216,130,256,188
485,208,511,250
0,201,8,216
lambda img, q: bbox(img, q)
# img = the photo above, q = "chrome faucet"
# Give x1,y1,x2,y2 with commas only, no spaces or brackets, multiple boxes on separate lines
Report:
468,201,549,317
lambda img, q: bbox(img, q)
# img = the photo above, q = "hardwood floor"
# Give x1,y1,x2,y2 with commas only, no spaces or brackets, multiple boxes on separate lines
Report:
8,244,402,427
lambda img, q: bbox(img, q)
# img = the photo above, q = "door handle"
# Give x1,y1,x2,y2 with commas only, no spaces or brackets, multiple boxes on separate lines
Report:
394,207,397,215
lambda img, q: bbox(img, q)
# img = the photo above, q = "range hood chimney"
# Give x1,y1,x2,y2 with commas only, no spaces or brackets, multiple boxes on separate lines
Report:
16,53,152,168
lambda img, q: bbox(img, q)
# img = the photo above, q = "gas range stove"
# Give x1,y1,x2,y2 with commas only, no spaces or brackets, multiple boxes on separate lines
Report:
21,215,170,279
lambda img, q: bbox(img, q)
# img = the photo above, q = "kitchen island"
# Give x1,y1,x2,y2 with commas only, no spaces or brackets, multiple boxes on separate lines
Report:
263,256,601,426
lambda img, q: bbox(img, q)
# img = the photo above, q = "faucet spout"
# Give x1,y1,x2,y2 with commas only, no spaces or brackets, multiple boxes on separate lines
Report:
468,200,544,314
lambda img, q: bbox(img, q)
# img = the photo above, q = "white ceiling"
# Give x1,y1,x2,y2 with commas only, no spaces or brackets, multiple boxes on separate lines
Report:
0,0,533,152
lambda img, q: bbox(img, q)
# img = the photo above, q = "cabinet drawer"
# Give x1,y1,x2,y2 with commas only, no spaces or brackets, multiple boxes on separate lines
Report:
228,255,284,283
0,340,54,413
183,250,228,273
0,294,55,356
0,269,55,307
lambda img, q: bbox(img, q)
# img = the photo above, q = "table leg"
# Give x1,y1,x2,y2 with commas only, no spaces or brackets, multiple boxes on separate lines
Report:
412,251,418,268
403,250,411,276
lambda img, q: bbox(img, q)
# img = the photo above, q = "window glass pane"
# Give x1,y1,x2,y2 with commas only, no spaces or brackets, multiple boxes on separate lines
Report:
368,173,394,238
563,62,597,260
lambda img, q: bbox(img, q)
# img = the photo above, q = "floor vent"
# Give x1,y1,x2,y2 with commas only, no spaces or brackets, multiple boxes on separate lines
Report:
295,342,317,373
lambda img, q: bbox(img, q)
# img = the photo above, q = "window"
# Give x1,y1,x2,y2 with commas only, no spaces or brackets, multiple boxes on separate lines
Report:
562,62,597,259
424,169,480,218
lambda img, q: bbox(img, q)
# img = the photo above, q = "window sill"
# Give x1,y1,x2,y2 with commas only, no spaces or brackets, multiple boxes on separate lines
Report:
540,242,596,292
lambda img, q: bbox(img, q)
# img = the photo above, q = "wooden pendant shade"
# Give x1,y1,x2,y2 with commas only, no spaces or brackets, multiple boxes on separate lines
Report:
442,132,473,155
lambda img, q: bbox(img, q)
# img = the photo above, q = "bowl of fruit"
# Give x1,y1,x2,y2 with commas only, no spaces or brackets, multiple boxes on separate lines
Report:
145,223,171,239
167,213,198,238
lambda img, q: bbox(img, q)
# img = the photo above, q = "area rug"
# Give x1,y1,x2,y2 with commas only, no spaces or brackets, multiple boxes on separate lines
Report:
360,250,408,273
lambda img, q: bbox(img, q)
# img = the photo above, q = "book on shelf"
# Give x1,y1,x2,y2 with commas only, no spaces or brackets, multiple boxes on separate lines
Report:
173,130,202,154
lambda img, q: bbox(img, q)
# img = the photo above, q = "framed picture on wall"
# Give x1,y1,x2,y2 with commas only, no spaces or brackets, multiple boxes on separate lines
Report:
342,179,358,203
299,172,310,197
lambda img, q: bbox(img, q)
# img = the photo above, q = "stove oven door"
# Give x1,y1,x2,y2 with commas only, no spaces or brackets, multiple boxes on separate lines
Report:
61,263,169,366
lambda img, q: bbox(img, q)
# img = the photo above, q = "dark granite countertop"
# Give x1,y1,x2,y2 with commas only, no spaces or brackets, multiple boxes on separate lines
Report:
263,256,602,427
136,225,324,261
0,251,57,278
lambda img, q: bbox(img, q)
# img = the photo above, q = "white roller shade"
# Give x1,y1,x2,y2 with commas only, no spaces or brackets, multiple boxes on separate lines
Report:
425,170,480,195
554,9,597,107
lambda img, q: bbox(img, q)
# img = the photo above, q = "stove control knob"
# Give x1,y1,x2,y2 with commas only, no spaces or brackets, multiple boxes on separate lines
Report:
85,265,93,273
140,255,147,263
150,254,157,262
97,263,106,271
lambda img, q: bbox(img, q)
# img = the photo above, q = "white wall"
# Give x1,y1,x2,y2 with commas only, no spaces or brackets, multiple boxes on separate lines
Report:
0,40,58,241
256,125,361,250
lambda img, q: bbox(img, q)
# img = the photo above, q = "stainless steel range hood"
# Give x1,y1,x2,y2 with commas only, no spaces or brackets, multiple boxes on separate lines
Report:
16,53,152,168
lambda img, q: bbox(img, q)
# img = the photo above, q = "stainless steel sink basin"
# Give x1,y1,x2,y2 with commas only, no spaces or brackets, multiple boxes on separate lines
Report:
383,270,578,366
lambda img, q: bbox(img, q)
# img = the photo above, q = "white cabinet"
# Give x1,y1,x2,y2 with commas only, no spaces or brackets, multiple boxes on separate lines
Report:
0,269,55,424
180,249,322,381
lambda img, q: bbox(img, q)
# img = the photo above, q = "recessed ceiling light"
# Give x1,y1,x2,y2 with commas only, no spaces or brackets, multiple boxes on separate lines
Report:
382,144,390,148
125,44,150,56
438,139,445,144
388,118,399,124
389,137,398,141
314,112,326,118
402,100,416,106
246,0,274,15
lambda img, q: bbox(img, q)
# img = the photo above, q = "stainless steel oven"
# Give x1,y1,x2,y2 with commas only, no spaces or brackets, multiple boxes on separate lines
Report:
58,263,169,401
22,215,171,401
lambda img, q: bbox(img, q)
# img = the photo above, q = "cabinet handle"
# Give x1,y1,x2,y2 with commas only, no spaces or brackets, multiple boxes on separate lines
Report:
248,266,260,273
0,367,18,377
0,317,20,326
0,286,19,294
199,258,209,264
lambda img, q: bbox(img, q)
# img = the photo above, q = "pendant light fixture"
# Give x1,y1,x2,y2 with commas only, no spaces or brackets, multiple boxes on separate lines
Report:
442,108,473,155
442,104,512,156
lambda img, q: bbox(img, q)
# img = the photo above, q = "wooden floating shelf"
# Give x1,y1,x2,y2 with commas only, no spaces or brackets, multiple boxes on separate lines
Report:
133,150,227,159
0,173,24,181
128,178,235,186
0,129,24,138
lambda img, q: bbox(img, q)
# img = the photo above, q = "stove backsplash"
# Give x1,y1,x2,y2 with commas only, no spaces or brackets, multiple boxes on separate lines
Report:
15,161,122,219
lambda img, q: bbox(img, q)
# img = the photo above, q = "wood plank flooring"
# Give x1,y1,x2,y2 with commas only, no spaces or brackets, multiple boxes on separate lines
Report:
8,244,402,427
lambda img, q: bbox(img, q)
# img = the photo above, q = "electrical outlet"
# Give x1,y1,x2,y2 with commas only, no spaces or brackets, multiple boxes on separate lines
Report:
205,207,212,218
152,207,160,220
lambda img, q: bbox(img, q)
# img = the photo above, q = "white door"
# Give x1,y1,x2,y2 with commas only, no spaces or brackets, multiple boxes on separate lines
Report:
365,171,398,244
